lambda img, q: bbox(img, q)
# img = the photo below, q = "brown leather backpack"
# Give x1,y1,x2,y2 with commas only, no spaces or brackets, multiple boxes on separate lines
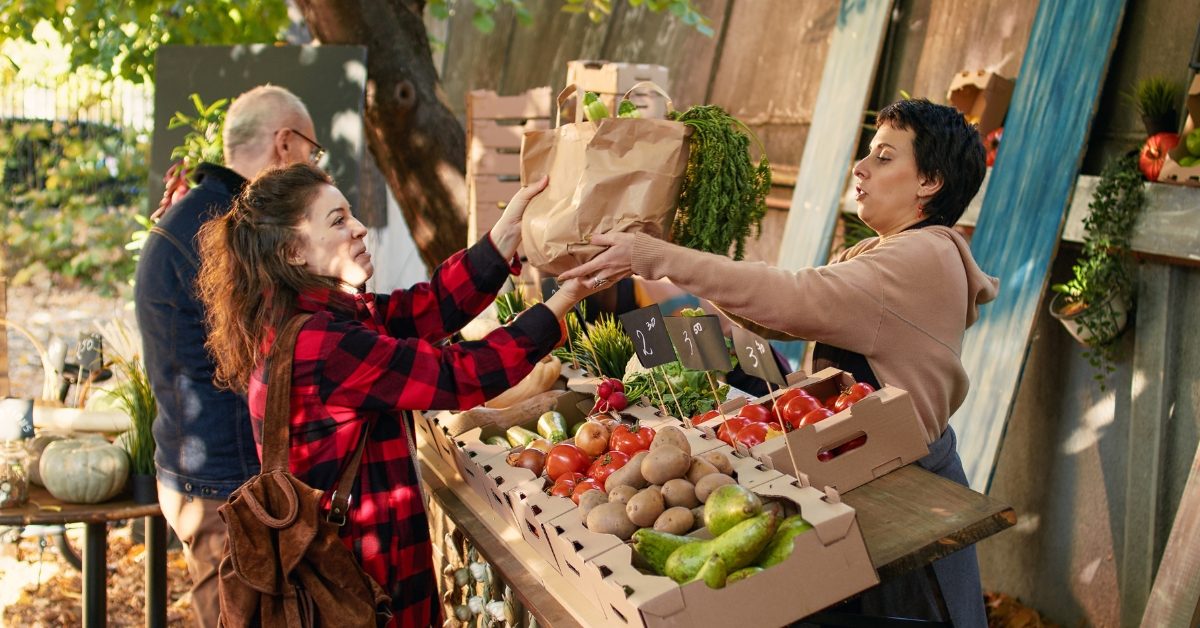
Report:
217,314,392,627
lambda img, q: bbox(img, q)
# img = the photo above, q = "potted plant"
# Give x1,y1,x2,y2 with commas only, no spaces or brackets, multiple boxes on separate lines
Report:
98,320,158,504
1050,154,1146,387
1127,76,1183,136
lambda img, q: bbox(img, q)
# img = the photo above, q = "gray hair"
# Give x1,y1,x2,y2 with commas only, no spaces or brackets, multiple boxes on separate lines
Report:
222,85,311,163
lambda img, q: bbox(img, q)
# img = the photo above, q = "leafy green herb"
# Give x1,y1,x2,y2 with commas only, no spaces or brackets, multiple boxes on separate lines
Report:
669,105,771,259
553,308,634,379
624,362,728,419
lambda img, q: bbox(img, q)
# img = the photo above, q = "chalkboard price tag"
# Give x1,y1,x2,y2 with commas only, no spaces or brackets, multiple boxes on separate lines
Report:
665,315,733,372
76,332,104,377
540,277,560,302
731,326,787,387
619,305,677,369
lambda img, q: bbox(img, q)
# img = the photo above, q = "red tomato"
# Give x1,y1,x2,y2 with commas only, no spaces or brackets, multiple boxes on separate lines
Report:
550,472,584,497
816,449,834,462
822,395,840,410
693,409,721,426
571,477,604,504
545,443,592,481
609,423,655,456
736,403,773,423
848,382,876,398
781,394,822,429
833,382,876,412
716,417,751,446
775,388,803,406
836,435,868,455
734,422,769,449
799,407,835,427
587,450,631,485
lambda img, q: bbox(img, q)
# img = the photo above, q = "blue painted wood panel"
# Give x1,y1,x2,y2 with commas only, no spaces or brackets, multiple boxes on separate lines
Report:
954,0,1127,490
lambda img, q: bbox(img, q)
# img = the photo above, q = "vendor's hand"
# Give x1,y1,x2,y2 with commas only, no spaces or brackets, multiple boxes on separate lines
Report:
557,232,637,290
543,273,631,320
489,175,548,260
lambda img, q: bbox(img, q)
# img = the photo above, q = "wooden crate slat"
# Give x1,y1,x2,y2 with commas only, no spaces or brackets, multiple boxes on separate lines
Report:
468,88,553,120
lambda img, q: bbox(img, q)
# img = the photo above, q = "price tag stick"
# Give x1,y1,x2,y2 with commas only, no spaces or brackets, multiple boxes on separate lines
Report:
647,368,670,417
563,311,580,370
764,381,803,483
656,366,687,420
704,371,734,440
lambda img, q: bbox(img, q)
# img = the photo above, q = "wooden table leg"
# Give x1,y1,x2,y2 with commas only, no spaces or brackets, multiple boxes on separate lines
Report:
145,516,167,628
83,521,107,628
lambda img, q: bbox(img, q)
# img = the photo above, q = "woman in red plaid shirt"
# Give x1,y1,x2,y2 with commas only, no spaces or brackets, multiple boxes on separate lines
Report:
196,163,614,626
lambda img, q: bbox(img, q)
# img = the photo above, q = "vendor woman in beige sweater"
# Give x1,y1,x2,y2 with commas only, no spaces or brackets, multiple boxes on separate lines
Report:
562,98,999,627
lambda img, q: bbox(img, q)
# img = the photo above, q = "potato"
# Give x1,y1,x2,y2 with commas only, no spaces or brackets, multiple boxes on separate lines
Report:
700,450,734,476
586,502,639,540
653,507,695,535
625,486,665,528
649,425,690,456
577,489,608,520
661,478,699,509
607,484,638,505
605,451,650,493
694,473,736,503
641,446,692,485
686,457,720,485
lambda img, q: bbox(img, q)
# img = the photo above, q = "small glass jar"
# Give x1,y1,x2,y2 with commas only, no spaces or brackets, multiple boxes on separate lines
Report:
0,440,30,508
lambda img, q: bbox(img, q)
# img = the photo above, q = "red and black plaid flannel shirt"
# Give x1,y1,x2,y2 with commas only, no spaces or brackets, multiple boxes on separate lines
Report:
248,237,562,627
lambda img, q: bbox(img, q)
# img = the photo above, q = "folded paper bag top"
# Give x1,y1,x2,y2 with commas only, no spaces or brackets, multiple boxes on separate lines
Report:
519,82,691,276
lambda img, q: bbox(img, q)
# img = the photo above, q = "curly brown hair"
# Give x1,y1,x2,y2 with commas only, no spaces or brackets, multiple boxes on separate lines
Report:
196,163,345,392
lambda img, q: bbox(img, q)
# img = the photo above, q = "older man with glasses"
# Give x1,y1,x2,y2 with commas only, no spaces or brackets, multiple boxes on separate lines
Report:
134,84,322,628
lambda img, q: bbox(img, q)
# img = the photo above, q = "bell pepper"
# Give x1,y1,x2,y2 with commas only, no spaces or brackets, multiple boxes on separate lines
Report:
584,91,610,123
617,99,640,118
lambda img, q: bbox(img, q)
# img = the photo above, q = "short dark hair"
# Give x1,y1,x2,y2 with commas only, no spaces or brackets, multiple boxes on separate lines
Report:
875,98,986,227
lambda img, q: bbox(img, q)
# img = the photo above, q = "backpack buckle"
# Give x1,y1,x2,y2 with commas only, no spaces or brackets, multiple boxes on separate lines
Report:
327,491,352,526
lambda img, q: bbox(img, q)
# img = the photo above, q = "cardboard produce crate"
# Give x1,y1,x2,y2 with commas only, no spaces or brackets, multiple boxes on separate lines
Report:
566,60,671,120
508,479,577,571
416,410,460,470
1159,74,1200,187
699,368,929,493
947,69,1015,137
543,506,626,620
466,88,553,242
587,475,878,627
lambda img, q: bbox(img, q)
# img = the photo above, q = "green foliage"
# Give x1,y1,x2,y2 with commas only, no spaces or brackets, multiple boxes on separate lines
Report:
428,0,712,35
494,282,533,324
1126,76,1183,121
1,119,148,293
0,1,290,84
169,93,229,168
669,105,772,260
105,353,157,475
553,307,635,380
1052,154,1146,385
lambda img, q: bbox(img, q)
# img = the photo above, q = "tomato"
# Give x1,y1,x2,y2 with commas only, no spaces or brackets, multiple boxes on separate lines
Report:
799,407,835,427
571,477,604,504
822,395,840,410
545,443,592,481
550,472,584,497
836,435,868,455
692,409,721,426
816,449,834,462
587,450,630,485
848,382,876,398
736,403,773,423
775,388,803,407
781,394,822,429
833,382,876,412
609,423,655,456
575,421,610,458
715,417,751,446
734,422,769,449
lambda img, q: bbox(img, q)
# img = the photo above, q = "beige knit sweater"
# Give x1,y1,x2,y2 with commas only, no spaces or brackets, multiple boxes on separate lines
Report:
631,226,999,443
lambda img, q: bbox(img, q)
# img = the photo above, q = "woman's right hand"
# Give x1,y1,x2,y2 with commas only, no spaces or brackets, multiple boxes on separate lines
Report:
542,274,630,320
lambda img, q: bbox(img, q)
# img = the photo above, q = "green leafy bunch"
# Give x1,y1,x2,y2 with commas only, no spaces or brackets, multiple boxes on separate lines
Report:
553,307,635,380
669,105,772,260
623,362,728,419
169,94,230,169
1125,76,1183,120
494,282,533,324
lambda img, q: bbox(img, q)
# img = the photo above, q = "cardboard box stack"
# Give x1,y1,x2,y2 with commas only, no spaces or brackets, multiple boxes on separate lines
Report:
1159,74,1200,187
465,87,553,243
947,69,1015,137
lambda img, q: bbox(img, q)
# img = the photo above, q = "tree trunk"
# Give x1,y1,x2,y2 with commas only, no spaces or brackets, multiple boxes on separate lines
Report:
295,0,468,271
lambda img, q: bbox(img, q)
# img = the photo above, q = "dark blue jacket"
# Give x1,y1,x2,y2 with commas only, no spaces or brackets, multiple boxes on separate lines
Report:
135,163,257,499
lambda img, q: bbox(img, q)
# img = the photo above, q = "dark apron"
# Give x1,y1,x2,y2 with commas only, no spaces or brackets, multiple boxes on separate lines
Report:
812,343,986,627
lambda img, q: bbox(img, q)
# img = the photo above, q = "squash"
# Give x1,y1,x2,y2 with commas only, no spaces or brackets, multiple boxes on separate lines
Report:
24,433,65,487
40,438,130,504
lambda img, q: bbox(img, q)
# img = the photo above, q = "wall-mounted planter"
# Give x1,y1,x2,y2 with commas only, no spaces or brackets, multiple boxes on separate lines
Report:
1049,291,1130,346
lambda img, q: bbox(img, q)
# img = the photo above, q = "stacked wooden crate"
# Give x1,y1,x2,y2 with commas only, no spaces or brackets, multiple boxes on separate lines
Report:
465,87,553,244
565,60,670,119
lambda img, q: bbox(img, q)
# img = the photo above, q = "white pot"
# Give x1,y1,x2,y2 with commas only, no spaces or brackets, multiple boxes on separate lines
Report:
1049,291,1130,346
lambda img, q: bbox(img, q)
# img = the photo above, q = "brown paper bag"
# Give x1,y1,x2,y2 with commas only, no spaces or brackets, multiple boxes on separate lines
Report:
519,82,690,275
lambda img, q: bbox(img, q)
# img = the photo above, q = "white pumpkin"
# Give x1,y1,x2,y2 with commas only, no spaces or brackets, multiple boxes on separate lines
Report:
40,438,130,504
24,433,65,487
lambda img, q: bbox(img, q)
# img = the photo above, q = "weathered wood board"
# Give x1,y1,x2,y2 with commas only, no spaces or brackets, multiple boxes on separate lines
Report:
954,0,1128,491
1140,440,1200,628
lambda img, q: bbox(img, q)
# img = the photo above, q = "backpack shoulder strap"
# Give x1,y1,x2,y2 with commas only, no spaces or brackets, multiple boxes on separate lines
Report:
260,314,312,473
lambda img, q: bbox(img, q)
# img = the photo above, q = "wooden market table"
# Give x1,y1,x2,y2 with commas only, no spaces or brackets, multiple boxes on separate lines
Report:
418,444,1016,627
0,485,168,628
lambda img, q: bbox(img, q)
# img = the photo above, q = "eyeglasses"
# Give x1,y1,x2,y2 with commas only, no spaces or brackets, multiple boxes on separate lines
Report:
288,127,326,165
